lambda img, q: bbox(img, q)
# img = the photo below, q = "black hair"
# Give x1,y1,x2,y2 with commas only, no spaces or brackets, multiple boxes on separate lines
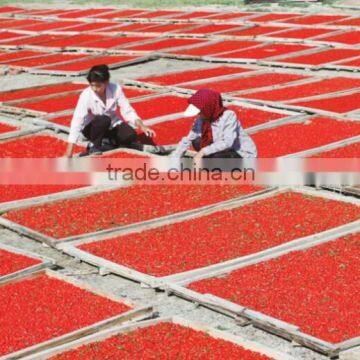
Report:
86,64,110,83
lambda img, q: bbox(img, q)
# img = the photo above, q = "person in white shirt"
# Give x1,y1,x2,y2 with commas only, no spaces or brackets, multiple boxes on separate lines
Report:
65,64,155,157
172,88,257,160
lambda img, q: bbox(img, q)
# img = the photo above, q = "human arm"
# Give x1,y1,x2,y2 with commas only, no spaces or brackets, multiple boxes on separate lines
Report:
65,143,75,158
117,86,155,137
172,118,201,157
66,91,89,158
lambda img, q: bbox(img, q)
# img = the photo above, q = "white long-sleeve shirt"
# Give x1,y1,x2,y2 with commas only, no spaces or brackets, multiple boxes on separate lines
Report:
173,110,257,158
68,82,140,144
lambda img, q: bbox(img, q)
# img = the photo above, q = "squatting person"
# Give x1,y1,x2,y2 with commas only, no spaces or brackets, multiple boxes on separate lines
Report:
65,64,155,157
172,88,257,161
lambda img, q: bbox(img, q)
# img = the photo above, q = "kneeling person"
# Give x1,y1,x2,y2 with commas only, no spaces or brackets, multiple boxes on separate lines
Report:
65,64,155,157
172,88,257,160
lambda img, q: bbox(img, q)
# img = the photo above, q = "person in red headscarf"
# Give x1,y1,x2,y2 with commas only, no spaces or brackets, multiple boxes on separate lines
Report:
172,89,257,160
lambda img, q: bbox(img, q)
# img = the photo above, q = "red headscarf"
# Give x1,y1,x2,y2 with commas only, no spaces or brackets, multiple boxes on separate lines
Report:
188,89,227,149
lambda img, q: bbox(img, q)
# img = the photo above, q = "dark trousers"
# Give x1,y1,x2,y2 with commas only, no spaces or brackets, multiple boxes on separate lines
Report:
192,139,241,158
82,115,137,148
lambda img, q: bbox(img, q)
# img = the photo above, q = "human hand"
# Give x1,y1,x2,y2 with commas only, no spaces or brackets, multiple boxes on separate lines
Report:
193,149,205,164
65,143,74,158
141,125,156,138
